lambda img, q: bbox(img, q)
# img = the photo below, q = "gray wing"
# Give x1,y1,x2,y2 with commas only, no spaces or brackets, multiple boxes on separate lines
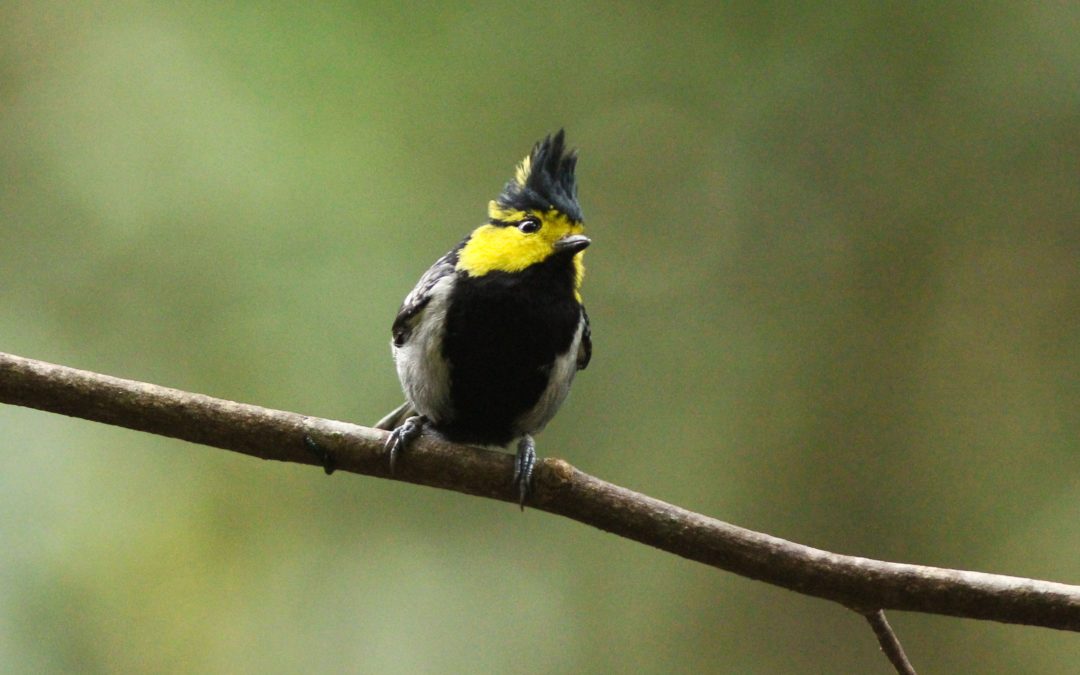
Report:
377,245,460,429
391,246,460,347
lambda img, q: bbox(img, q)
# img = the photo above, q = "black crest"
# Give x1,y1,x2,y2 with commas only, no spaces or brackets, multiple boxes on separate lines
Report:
495,130,583,223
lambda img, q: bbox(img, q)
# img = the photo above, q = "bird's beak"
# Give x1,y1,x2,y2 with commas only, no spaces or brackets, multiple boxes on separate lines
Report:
554,234,591,254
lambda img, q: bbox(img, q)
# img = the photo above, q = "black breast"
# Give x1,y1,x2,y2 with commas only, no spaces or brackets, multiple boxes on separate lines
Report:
439,257,581,445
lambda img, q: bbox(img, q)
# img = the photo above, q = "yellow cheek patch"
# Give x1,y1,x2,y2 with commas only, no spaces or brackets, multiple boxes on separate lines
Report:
457,209,586,280
457,224,551,275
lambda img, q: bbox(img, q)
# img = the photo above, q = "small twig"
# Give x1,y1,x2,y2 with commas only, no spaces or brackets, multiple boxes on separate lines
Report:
863,609,917,675
2,350,1080,639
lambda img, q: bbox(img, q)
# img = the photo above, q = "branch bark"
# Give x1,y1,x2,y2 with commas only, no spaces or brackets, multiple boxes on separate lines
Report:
863,609,917,675
2,350,1079,635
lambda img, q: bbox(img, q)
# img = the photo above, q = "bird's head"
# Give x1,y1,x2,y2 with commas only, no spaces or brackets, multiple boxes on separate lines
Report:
456,130,588,290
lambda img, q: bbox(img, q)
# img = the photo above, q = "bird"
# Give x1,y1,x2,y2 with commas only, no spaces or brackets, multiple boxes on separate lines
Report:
374,130,591,507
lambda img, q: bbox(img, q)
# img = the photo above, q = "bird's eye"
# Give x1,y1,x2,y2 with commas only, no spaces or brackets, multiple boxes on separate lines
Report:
517,218,541,234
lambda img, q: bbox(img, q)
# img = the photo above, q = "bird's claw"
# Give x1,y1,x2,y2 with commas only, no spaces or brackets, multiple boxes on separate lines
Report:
385,415,427,474
513,435,537,510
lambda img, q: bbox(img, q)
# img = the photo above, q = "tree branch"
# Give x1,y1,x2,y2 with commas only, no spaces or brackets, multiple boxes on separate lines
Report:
863,609,917,675
2,350,1079,639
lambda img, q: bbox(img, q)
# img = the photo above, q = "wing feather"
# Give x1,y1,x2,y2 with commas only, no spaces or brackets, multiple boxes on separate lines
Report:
391,246,460,347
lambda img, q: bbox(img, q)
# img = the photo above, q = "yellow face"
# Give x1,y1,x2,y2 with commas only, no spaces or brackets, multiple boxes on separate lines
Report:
456,202,586,296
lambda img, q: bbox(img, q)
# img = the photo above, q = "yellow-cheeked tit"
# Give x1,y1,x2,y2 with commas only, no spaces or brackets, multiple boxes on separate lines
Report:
375,130,591,506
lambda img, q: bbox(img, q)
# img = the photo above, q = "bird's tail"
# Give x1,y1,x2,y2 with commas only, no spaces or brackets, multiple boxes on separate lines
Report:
374,401,415,431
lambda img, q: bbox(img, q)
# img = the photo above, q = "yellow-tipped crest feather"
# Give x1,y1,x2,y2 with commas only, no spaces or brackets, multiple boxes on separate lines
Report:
513,155,532,187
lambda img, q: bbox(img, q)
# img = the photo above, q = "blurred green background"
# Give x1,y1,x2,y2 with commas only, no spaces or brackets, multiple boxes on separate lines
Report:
2,2,1078,672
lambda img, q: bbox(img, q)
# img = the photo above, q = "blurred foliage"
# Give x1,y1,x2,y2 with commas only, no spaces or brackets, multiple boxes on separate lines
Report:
2,1,1078,672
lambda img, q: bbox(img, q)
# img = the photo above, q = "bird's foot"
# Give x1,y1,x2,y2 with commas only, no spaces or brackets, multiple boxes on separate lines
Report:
386,415,428,474
304,434,336,475
513,435,537,510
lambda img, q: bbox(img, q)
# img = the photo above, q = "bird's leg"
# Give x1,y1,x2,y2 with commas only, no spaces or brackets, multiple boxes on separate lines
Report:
385,415,428,474
513,434,537,509
303,435,336,475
